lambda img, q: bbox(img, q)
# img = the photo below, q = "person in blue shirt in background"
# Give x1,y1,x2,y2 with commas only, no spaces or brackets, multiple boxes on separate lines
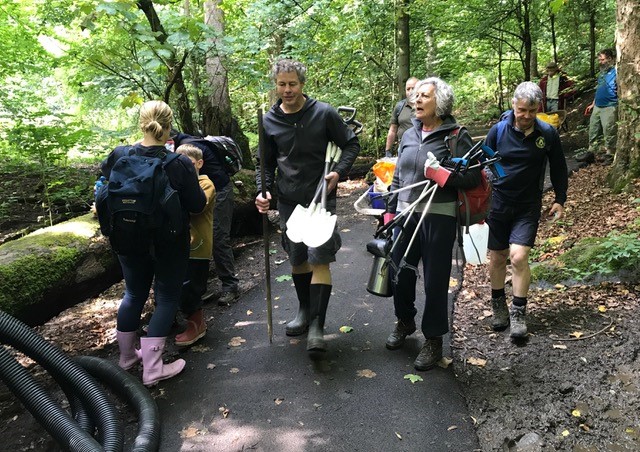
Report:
484,82,568,340
578,48,618,165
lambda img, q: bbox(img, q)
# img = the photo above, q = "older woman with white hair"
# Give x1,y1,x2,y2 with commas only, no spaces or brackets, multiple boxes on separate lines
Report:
384,77,481,370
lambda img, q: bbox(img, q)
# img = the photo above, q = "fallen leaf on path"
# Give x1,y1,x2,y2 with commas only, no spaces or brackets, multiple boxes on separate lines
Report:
448,425,458,431
228,337,246,347
357,369,376,378
569,331,584,338
395,432,402,440
275,275,292,282
207,363,216,369
598,305,607,312
247,310,253,315
341,228,351,232
572,409,581,417
404,374,423,383
467,357,487,367
218,407,230,418
449,277,458,287
191,345,210,353
274,397,284,405
339,325,354,333
289,338,300,345
438,357,453,368
561,429,570,437
181,426,200,438
230,368,240,373
553,344,567,349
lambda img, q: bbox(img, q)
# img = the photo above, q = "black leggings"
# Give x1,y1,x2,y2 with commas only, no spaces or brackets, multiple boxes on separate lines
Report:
389,213,457,337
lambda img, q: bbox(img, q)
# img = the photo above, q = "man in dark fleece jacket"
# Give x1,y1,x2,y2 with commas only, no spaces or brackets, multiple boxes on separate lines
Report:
255,59,360,356
484,81,568,340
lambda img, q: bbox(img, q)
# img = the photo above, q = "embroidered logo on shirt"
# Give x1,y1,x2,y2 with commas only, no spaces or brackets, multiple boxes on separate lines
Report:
536,137,546,149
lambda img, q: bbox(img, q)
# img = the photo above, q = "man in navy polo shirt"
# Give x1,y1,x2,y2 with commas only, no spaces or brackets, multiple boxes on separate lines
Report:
483,82,568,339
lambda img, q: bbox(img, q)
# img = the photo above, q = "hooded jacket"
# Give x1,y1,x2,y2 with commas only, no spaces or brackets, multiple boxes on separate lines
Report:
389,116,481,215
257,96,360,207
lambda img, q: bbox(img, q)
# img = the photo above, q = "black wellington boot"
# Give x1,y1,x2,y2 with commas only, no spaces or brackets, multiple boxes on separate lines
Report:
307,284,332,353
285,272,313,336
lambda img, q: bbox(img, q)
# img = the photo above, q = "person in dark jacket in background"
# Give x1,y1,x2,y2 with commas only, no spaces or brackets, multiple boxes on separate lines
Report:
255,59,360,356
172,133,240,306
385,77,481,371
101,100,206,386
484,82,568,340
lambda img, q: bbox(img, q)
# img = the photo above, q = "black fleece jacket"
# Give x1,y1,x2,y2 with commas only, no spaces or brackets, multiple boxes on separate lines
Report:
256,96,360,207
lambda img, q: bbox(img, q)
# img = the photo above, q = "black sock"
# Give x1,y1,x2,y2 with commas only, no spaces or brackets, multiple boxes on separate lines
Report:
492,288,505,299
512,296,527,307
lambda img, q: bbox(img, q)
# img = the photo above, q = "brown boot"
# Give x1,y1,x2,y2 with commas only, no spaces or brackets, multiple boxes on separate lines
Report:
175,309,207,346
385,318,416,350
414,337,443,371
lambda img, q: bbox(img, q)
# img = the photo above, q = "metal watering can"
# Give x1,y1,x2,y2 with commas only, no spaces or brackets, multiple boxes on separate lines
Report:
366,238,393,297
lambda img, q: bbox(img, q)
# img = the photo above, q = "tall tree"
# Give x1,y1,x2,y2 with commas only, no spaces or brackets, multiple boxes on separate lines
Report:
607,0,640,189
395,0,411,96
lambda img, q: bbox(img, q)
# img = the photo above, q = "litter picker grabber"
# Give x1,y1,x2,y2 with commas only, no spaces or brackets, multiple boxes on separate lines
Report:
257,108,273,343
366,178,438,295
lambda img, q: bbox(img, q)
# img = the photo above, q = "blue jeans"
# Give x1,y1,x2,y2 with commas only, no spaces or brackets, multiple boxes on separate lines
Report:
117,233,189,337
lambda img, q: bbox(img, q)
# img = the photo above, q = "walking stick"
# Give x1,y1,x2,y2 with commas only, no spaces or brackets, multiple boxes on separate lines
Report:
258,108,273,343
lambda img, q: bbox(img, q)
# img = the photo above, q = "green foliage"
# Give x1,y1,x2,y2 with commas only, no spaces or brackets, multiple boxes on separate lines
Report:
532,232,640,283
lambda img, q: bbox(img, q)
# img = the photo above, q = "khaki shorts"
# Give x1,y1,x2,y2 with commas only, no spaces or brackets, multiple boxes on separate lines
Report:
278,201,342,266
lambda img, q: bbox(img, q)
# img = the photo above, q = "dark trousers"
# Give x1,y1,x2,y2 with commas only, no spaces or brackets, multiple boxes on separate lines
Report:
180,259,210,316
389,213,456,338
213,182,239,292
117,234,189,337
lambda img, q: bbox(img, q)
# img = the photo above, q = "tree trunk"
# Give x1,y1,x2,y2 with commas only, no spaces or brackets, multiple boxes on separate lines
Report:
202,1,251,166
136,0,196,134
589,9,597,78
424,23,437,76
395,0,411,97
550,13,557,62
607,0,640,190
522,0,532,81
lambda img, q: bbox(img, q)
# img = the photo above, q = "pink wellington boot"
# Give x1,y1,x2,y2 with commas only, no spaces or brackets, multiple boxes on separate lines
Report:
140,336,186,386
116,330,142,370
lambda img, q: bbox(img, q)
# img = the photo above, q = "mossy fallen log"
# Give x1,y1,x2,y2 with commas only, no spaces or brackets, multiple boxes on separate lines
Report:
0,213,121,326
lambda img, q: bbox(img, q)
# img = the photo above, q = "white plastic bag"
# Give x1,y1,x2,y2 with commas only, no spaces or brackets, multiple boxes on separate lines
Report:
463,223,489,265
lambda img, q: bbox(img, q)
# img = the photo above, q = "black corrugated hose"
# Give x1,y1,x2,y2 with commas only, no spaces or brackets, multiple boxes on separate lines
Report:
74,356,160,452
0,310,160,451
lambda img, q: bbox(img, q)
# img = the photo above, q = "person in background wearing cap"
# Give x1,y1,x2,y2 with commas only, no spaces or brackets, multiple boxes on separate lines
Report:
538,61,575,113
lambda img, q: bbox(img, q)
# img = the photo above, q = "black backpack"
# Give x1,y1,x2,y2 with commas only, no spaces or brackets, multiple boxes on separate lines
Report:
203,135,243,175
95,146,183,255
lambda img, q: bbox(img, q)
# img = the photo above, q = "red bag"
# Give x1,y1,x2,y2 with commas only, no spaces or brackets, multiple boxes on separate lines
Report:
446,127,492,232
457,169,491,229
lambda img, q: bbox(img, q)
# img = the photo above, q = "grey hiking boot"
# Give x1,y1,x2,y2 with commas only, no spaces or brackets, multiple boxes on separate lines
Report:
509,304,528,338
574,150,595,163
385,318,417,350
414,337,443,371
217,290,239,306
491,296,510,331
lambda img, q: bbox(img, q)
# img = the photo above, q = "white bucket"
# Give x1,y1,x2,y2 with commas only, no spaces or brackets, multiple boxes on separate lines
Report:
462,223,489,265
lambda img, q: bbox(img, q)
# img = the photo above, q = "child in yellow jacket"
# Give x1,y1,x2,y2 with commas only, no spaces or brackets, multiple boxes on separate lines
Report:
174,144,216,346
